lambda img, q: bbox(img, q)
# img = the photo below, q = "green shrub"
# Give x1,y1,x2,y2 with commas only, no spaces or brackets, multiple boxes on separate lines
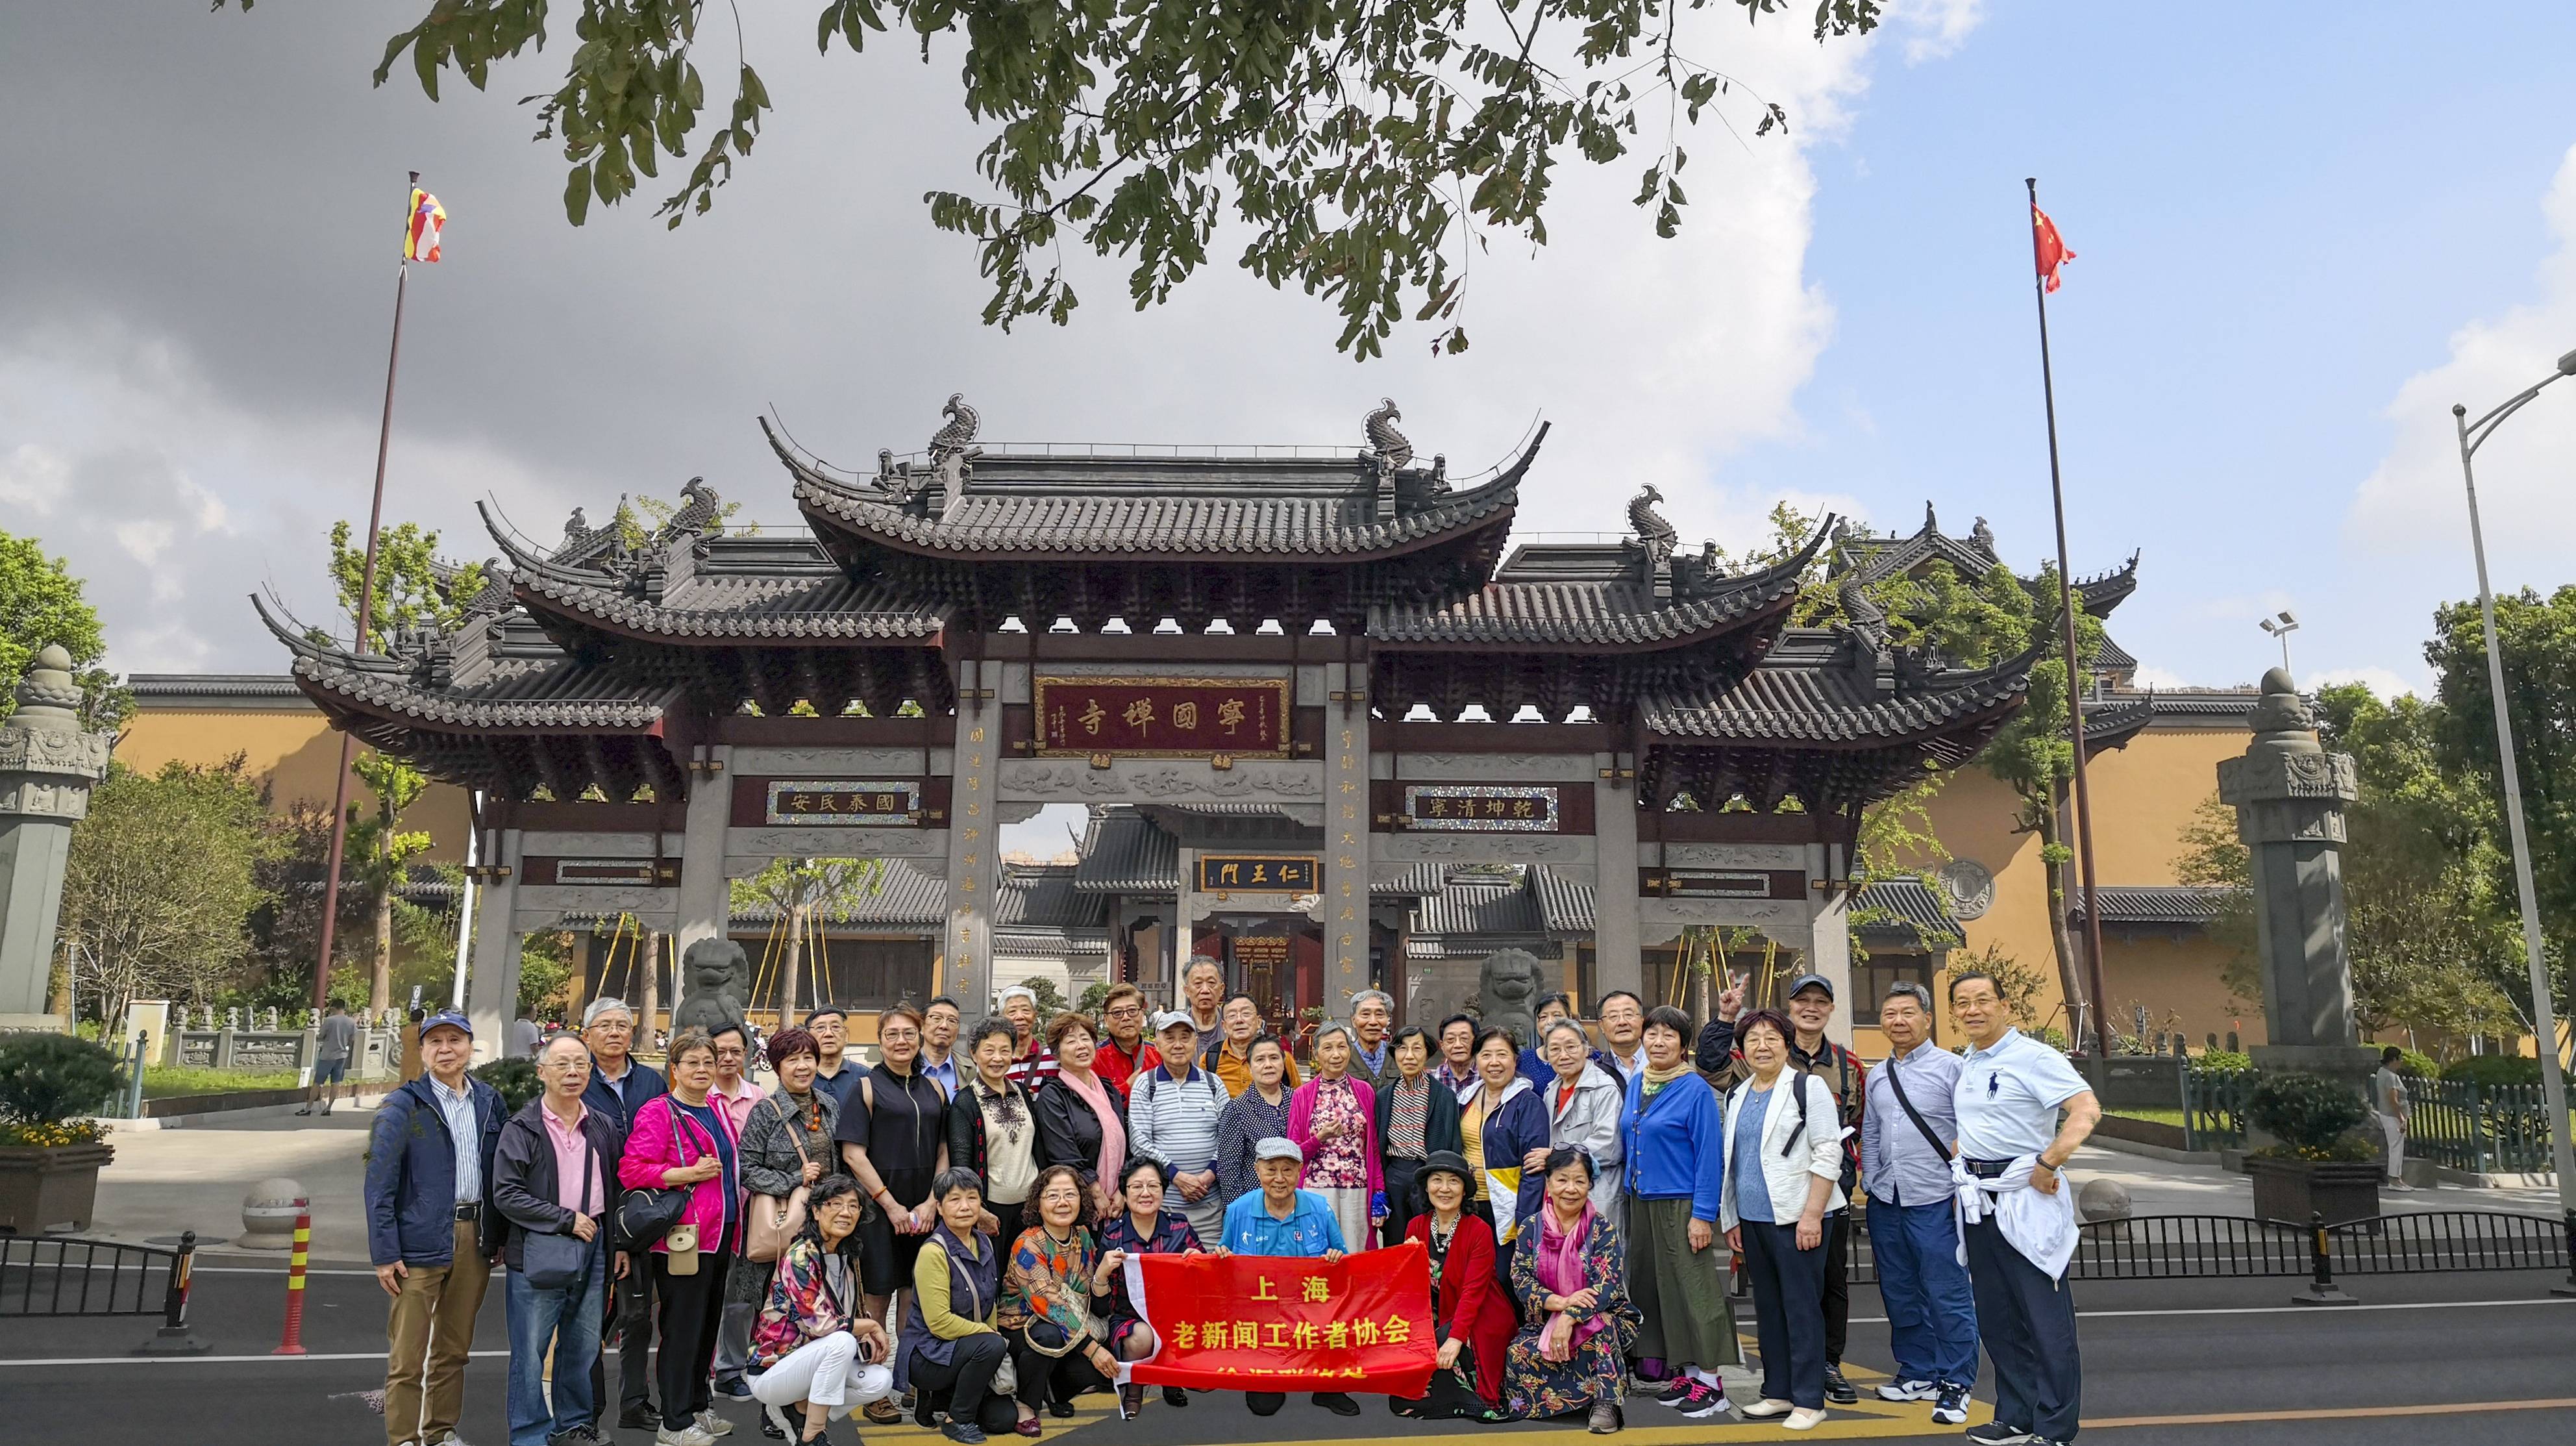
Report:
2386,1048,2440,1078
473,1057,542,1115
2196,1049,2254,1074
2439,1054,2540,1088
0,1032,122,1127
2248,1071,2370,1159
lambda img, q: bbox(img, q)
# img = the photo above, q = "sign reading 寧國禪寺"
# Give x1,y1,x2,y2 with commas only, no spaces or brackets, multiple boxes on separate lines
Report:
1120,1243,1434,1395
1032,675,1291,758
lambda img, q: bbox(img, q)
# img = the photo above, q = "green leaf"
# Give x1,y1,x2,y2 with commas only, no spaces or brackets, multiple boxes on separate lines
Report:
564,161,591,225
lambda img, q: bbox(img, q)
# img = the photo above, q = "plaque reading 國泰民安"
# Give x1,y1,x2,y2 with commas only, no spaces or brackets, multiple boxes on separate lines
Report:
765,780,922,826
1032,676,1291,758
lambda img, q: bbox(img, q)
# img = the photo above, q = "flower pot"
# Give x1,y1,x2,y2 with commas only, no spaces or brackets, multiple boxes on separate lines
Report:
0,1141,116,1234
2245,1154,2380,1227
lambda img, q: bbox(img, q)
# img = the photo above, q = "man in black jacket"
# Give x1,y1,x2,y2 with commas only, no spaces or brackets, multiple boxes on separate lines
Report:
495,1033,626,1446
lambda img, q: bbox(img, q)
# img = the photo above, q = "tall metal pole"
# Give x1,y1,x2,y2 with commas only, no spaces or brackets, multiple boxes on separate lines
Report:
2026,177,2114,1058
311,175,419,1014
2451,390,2576,1233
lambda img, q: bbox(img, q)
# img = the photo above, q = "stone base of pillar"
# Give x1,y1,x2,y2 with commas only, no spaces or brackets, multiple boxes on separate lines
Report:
0,1012,69,1035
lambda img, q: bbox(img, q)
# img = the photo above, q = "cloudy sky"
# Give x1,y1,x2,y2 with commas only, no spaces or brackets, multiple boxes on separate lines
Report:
5,3,2576,699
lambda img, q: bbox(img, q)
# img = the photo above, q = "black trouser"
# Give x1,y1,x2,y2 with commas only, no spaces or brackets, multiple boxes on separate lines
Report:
914,1334,1016,1434
1382,1158,1425,1247
1246,1393,1354,1415
1822,1209,1850,1366
652,1247,731,1423
594,1252,657,1421
1739,1221,1829,1411
1963,1212,2081,1441
1008,1327,1113,1410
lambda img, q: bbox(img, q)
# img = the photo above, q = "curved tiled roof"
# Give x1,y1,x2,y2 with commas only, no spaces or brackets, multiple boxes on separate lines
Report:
779,418,1533,560
728,860,948,925
253,595,676,732
1852,880,1961,946
2068,884,2233,927
1643,636,2037,746
1370,530,1824,649
1071,810,1180,893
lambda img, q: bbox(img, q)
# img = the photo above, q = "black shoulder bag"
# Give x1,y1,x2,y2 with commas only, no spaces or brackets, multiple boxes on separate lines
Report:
615,1098,709,1249
1880,1052,1955,1162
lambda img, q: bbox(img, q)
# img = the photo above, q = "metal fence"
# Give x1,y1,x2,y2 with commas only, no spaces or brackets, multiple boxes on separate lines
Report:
2183,1067,2256,1151
1843,1209,2573,1296
2400,1077,2560,1175
0,1231,204,1352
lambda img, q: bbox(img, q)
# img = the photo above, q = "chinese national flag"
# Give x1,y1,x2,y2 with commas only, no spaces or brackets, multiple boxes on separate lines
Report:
2032,203,2075,292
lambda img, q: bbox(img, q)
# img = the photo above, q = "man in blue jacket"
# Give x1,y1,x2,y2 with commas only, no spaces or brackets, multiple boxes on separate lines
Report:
367,1010,505,1446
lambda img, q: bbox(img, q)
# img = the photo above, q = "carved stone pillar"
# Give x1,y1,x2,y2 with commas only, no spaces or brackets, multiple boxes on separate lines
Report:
1323,661,1371,1013
942,662,997,1010
0,647,113,1029
1591,754,1642,1001
673,744,733,960
1803,856,1855,1049
2217,667,2372,1082
464,827,523,1060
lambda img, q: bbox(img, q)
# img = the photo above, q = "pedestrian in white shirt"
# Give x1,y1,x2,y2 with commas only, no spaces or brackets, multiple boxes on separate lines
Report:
1948,971,2101,1446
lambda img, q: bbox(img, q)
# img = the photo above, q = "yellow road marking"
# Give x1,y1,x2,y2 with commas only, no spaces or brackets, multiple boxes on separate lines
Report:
2088,1397,2576,1428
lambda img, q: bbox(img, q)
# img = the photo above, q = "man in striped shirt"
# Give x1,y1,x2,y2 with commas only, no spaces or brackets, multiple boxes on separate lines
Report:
998,984,1059,1090
1128,1012,1230,1241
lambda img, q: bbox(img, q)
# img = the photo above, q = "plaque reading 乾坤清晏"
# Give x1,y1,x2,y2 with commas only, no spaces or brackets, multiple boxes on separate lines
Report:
1403,784,1561,831
1033,675,1290,758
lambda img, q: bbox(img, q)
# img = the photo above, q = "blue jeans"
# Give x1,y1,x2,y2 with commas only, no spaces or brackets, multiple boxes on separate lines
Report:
1867,1199,1979,1390
506,1245,605,1446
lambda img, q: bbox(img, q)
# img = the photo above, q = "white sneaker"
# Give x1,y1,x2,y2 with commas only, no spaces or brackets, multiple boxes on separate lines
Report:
1738,1398,1796,1419
655,1425,715,1446
1877,1379,1937,1402
695,1410,736,1438
1784,1406,1827,1430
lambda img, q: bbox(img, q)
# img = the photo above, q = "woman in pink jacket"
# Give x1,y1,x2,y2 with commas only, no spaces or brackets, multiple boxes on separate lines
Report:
1287,1022,1385,1253
619,1028,742,1446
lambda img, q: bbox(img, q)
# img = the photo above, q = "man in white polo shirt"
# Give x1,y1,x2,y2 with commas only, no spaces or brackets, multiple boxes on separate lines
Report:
1949,969,2100,1446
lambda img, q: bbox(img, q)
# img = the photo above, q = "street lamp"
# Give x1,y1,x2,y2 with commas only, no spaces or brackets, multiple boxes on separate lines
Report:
2451,345,2576,1263
2257,610,2299,673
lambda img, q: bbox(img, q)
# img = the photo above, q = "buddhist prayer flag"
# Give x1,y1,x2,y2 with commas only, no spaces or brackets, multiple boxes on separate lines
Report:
2031,203,2074,292
1118,1243,1435,1395
406,186,446,262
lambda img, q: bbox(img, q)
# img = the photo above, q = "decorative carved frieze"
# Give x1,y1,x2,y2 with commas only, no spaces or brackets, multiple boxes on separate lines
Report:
0,727,111,779
1659,842,1807,871
1639,897,1809,929
998,760,1320,800
1372,832,1591,863
729,746,946,775
724,827,948,859
1395,753,1597,782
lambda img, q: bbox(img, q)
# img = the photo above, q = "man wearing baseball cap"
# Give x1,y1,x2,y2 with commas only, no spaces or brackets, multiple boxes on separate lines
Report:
365,1010,506,1446
1697,972,1868,1404
1126,1011,1228,1241
1219,1138,1359,1419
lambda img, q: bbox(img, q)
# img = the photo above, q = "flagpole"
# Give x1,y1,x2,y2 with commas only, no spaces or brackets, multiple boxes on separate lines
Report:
2025,176,2114,1059
310,172,419,1016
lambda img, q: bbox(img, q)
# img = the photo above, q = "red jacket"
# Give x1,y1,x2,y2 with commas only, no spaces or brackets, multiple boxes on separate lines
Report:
1095,1034,1165,1100
1406,1211,1513,1405
617,1093,741,1255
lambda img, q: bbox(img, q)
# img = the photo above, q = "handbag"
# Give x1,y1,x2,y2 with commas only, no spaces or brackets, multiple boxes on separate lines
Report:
523,1133,603,1291
615,1098,710,1251
745,1097,816,1264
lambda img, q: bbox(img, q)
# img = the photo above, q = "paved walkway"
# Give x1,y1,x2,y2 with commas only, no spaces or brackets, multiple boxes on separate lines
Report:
2070,1143,2564,1217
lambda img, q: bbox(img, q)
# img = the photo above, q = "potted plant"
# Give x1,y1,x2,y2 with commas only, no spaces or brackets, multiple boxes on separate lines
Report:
2244,1071,2379,1225
0,1032,122,1234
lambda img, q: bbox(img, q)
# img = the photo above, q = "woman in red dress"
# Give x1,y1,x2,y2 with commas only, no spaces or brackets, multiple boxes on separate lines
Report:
1393,1151,1514,1420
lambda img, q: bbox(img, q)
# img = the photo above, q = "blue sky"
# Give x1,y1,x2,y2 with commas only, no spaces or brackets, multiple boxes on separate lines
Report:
4,3,2574,701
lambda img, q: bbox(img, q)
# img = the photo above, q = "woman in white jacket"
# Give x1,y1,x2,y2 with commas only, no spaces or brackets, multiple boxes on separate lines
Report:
1537,1020,1625,1221
1718,1010,1846,1432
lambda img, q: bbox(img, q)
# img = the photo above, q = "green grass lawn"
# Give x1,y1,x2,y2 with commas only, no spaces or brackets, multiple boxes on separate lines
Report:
2108,1107,2187,1127
142,1066,304,1099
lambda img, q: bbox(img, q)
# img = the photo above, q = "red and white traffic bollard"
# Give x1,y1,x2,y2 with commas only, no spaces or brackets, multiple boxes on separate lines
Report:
271,1202,312,1355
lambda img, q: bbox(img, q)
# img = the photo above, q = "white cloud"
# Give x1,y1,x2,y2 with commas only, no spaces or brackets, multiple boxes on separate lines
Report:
2131,664,2192,691
0,442,66,512
1897,0,1987,64
2349,143,2576,580
2313,666,2418,701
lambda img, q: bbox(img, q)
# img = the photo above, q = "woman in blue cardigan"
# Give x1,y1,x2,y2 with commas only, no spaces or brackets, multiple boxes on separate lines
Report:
1617,1005,1738,1419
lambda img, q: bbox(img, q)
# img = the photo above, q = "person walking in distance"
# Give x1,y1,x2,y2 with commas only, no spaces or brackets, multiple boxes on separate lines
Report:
365,1010,505,1446
1951,970,2101,1446
493,1033,623,1446
578,997,668,1435
2374,1046,2414,1190
299,999,359,1116
1859,984,1977,1427
1698,971,1866,1404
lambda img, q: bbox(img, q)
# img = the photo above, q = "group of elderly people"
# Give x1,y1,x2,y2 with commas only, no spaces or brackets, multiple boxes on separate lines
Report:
489,958,2094,1446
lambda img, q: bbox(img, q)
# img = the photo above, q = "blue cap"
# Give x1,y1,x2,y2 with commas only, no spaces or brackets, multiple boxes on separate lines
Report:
418,1010,473,1040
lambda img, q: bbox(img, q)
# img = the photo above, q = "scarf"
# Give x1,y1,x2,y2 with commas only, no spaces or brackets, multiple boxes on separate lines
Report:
1637,1060,1694,1100
1056,1067,1126,1193
1536,1202,1605,1361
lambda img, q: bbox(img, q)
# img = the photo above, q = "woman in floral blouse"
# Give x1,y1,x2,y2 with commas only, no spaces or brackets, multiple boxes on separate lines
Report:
1098,1157,1204,1416
750,1176,895,1444
998,1165,1123,1432
1288,1022,1385,1250
1502,1147,1641,1434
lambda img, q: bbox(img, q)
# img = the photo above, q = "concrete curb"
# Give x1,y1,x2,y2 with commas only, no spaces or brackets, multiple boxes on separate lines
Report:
2086,1132,2225,1167
103,1090,394,1131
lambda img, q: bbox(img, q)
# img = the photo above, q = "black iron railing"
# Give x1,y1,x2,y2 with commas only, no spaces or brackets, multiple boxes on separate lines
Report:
0,1230,203,1352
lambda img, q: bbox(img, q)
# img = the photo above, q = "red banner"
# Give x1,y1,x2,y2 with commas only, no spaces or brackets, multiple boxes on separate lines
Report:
1032,675,1291,758
1120,1243,1435,1395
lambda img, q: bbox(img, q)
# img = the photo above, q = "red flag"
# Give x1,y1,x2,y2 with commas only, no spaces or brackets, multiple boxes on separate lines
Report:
2032,203,2075,292
1118,1243,1435,1396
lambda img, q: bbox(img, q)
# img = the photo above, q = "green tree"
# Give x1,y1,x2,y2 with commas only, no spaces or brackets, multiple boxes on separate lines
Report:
321,519,480,648
731,858,886,1019
518,930,576,1021
59,757,275,1025
348,751,436,1016
0,529,127,729
230,1,1883,358
2427,587,2576,1032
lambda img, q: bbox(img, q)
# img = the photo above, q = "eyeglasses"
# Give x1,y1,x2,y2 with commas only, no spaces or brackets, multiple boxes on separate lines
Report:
1106,1003,1145,1016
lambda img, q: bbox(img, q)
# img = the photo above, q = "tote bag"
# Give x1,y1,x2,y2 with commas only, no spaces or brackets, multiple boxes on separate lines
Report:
744,1097,817,1264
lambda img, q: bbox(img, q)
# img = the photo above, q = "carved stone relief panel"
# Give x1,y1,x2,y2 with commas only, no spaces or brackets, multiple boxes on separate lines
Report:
1659,843,1808,871
1372,832,1596,864
998,759,1322,802
1393,753,1597,783
1638,897,1811,930
728,747,942,775
514,885,678,931
724,827,948,860
521,832,682,858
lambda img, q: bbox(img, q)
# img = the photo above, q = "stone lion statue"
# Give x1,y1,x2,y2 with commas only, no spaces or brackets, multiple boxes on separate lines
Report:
1478,948,1543,1051
673,937,751,1038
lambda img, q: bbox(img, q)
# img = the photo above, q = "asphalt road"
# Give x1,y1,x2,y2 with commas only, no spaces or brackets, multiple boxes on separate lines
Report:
2,1267,2570,1445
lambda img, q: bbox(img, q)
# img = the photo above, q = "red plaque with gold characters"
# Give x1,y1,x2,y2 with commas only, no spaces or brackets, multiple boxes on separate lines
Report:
1032,675,1291,758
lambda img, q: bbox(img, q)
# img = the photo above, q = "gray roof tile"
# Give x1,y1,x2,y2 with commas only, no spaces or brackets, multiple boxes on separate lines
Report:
2068,885,2232,926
